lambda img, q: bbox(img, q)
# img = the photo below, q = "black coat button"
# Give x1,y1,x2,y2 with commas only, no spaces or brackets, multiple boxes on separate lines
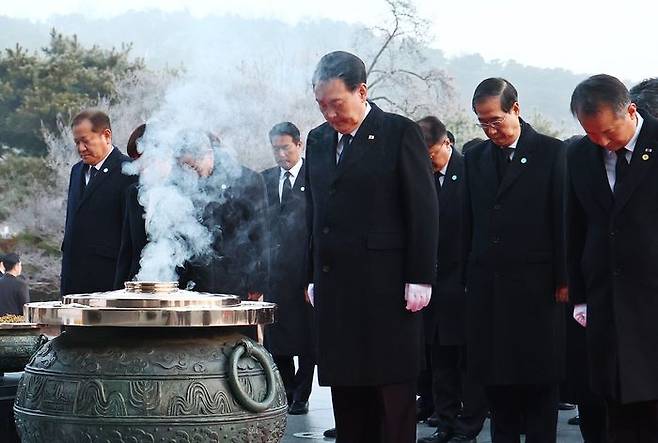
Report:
322,265,331,273
322,227,330,234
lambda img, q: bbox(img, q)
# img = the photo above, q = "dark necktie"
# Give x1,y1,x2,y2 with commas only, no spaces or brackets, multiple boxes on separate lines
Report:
435,172,444,197
281,171,292,207
497,147,514,181
614,148,630,192
337,134,352,165
82,165,99,192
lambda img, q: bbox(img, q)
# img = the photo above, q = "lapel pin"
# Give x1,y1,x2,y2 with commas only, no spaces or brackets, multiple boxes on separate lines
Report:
520,157,527,164
221,184,227,190
451,175,458,181
103,168,108,173
645,147,653,152
300,186,305,192
642,154,650,161
368,135,375,140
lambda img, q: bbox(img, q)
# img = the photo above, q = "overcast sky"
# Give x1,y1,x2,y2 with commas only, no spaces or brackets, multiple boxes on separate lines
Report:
1,0,655,81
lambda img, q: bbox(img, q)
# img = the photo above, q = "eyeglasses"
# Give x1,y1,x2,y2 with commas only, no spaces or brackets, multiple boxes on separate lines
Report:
475,113,507,129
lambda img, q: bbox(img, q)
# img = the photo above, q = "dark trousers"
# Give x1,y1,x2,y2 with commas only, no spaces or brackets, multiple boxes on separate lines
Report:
432,344,488,438
606,399,658,443
331,381,417,443
485,383,559,443
273,354,315,403
417,344,435,412
579,391,607,443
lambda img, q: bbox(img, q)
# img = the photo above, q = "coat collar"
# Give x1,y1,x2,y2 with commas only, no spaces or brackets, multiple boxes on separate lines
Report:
439,149,463,205
318,102,384,184
613,109,658,213
495,119,538,198
76,146,124,211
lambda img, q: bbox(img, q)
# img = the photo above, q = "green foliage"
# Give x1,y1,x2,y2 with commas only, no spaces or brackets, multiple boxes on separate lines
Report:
12,231,60,256
0,154,54,220
0,29,144,155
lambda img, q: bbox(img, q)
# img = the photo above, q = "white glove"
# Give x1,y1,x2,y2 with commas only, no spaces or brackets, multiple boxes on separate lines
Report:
573,303,587,327
405,283,432,312
306,283,314,307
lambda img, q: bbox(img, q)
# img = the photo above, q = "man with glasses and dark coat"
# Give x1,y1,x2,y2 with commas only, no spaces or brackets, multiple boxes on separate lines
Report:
61,110,136,295
463,78,567,443
568,74,658,442
417,116,487,443
305,51,439,443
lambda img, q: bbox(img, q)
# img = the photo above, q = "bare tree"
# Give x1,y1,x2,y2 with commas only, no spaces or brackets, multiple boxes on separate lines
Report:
358,0,456,119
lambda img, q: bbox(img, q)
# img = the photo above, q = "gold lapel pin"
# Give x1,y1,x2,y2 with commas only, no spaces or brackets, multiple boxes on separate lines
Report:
642,154,650,161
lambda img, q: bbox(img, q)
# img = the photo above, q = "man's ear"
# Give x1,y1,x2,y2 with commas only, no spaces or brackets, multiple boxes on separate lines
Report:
358,83,368,102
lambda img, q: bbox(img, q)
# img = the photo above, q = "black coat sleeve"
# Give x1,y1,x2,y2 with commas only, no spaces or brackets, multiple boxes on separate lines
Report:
245,172,270,295
398,121,439,283
304,135,316,286
19,280,29,308
114,185,138,289
461,150,474,287
551,140,568,288
566,149,588,304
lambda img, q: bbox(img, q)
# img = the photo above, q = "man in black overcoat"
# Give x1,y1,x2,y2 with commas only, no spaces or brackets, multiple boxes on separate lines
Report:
114,124,147,288
178,144,269,300
463,78,567,443
0,253,29,316
261,122,316,415
417,117,487,443
567,74,658,442
61,110,136,295
305,51,439,443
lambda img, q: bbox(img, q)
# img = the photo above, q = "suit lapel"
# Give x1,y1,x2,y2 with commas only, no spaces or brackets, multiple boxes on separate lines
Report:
265,168,280,207
585,144,614,212
333,103,383,183
76,147,122,212
318,125,338,181
69,162,84,212
439,150,462,208
478,141,499,197
496,121,536,198
294,159,306,194
613,115,658,213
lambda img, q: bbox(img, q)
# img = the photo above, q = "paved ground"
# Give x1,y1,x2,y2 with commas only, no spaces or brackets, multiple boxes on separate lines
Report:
282,377,584,442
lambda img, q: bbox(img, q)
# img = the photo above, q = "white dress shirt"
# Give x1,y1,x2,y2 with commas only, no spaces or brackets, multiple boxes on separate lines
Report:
85,148,113,185
336,101,372,163
603,112,644,190
278,157,304,202
503,134,520,161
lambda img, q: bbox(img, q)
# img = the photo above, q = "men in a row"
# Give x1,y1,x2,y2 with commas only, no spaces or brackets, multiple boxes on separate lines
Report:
305,51,439,443
568,74,658,442
417,116,487,443
262,122,316,415
463,78,567,443
0,253,29,316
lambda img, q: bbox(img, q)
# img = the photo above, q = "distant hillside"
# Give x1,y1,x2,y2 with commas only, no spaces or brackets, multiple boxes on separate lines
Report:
0,11,590,134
